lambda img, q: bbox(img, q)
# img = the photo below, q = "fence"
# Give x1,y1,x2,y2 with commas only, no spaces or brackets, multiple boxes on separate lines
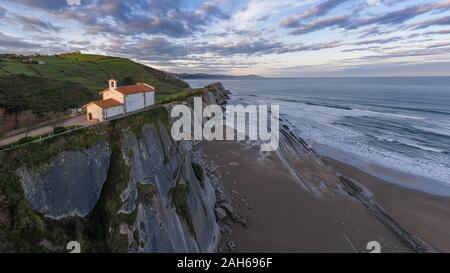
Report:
0,124,89,153
0,104,162,154
0,113,84,138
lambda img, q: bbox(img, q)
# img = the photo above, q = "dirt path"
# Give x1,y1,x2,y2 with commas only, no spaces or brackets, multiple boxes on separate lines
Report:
0,115,92,147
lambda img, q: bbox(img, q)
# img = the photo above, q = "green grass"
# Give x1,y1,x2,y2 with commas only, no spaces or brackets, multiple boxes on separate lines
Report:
115,106,169,137
0,53,190,115
137,183,157,203
169,181,195,236
191,162,205,190
0,160,81,252
0,74,94,114
82,122,131,252
1,125,109,169
156,90,190,104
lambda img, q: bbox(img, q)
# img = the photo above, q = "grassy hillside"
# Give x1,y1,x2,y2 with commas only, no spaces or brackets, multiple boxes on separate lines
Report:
0,53,190,115
0,74,93,114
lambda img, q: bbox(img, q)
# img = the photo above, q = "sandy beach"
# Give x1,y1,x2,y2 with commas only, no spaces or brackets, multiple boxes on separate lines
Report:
195,133,450,253
324,157,450,252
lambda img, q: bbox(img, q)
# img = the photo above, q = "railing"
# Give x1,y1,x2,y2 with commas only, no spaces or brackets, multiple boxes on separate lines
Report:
0,86,213,153
0,104,161,153
0,113,83,138
0,125,89,153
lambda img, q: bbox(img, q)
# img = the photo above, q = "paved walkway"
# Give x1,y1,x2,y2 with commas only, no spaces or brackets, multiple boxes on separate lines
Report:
0,115,93,147
0,104,161,148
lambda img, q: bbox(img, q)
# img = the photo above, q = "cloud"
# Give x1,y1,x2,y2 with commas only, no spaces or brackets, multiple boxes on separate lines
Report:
9,0,230,38
68,40,91,46
285,0,450,35
0,7,7,18
0,32,41,50
289,16,350,35
102,37,188,61
349,1,450,28
102,36,286,62
100,33,419,65
11,0,73,11
347,45,450,63
14,15,62,32
341,46,381,53
2,0,450,75
275,40,343,54
0,4,61,33
281,0,351,28
414,15,450,29
200,1,230,20
366,0,381,7
352,36,403,45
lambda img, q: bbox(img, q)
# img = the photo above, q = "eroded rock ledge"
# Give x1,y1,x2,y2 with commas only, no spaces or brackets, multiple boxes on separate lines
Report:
0,83,229,252
17,141,111,219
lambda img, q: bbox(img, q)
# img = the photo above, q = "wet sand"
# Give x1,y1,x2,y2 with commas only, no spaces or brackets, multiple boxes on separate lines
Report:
196,140,434,253
324,157,450,252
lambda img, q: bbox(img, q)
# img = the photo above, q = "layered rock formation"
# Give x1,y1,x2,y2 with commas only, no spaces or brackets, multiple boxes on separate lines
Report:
17,142,111,219
0,83,229,253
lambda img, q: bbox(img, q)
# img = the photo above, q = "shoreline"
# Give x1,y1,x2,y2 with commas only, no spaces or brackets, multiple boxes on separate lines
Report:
196,140,411,252
196,133,450,252
323,156,450,252
312,142,450,197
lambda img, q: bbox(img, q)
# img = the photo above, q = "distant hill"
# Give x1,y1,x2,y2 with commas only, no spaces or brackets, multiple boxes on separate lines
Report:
0,53,189,115
173,73,262,79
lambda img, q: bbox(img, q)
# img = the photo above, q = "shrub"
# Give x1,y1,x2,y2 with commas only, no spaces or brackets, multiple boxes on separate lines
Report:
53,127,66,134
191,163,205,189
18,137,33,145
169,182,194,235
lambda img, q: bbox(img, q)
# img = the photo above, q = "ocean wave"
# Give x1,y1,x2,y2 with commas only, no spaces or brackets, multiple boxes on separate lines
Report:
300,101,427,121
337,115,450,140
199,77,450,185
412,125,450,138
304,102,353,110
365,104,450,116
373,136,447,154
352,109,426,120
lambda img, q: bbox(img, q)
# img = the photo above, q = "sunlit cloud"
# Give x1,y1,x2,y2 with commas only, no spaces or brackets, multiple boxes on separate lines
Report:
0,0,449,76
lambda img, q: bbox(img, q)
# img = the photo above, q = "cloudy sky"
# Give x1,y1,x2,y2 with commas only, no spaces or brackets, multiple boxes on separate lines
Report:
1,0,450,77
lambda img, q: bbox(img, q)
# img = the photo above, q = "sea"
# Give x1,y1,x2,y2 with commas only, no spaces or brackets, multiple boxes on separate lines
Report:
187,77,450,196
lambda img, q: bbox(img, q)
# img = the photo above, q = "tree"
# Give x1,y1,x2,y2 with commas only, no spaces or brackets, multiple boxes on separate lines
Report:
17,110,36,137
0,108,17,135
121,76,133,86
47,111,65,129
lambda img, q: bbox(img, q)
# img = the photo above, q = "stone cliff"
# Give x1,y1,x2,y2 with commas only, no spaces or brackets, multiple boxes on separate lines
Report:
0,83,229,253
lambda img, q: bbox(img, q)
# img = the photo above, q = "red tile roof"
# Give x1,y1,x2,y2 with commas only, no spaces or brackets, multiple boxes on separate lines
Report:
116,84,154,95
91,98,123,109
100,84,155,95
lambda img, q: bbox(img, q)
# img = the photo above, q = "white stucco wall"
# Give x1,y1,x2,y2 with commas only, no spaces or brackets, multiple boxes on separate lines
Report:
125,93,145,113
105,105,124,119
145,91,155,107
86,104,104,121
102,90,124,103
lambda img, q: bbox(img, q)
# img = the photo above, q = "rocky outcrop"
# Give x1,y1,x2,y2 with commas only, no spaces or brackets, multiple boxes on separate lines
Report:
0,83,229,252
114,84,226,252
118,123,219,253
202,82,230,105
16,141,111,219
276,118,434,253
